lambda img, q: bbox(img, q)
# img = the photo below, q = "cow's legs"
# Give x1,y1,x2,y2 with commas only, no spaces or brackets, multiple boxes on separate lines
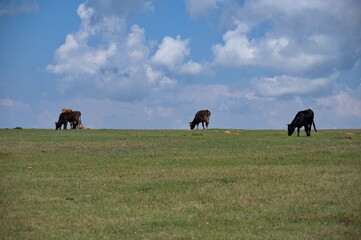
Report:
206,121,209,129
297,127,300,136
305,125,310,136
308,123,312,136
201,122,205,129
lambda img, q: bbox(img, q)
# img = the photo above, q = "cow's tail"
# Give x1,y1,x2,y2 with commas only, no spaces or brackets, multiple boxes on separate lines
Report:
79,115,83,127
313,121,317,132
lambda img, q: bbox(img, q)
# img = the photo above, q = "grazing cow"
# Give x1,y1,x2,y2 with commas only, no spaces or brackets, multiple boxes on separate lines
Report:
288,109,317,136
189,110,211,130
55,111,82,130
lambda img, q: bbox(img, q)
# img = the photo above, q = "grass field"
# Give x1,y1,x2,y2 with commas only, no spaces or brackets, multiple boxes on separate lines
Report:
1,128,360,239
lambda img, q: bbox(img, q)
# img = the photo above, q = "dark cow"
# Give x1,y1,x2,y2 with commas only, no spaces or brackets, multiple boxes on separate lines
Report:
288,109,317,136
55,111,82,130
189,110,211,130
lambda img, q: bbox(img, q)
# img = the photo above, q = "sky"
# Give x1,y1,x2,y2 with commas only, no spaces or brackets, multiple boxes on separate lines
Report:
0,0,360,130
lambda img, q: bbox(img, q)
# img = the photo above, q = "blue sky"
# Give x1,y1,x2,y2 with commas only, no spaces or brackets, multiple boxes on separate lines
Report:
1,0,360,129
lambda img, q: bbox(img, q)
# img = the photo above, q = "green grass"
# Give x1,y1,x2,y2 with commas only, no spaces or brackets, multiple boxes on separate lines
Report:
1,129,360,239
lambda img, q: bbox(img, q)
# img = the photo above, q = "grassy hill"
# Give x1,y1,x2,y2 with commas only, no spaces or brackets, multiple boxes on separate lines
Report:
1,129,360,239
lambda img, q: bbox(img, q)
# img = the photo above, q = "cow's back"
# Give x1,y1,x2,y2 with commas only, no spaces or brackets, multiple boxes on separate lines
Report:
196,110,210,121
61,111,81,121
300,109,314,121
292,109,314,125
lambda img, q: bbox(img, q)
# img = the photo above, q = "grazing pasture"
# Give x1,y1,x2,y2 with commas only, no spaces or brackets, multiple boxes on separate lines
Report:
1,129,360,239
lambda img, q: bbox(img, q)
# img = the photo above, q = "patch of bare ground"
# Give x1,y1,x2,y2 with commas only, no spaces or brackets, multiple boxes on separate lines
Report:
224,130,242,135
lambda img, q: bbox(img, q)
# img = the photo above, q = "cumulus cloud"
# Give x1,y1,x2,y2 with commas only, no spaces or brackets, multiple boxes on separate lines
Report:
151,35,203,75
47,2,128,75
0,0,38,15
47,2,156,101
47,1,204,101
212,0,361,76
151,36,190,69
213,20,334,74
212,21,256,67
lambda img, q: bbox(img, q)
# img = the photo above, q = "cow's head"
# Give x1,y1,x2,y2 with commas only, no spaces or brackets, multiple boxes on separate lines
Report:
189,122,196,130
287,124,295,136
55,122,62,130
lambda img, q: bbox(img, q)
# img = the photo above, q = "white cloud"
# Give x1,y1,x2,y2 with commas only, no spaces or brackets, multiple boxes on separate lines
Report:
145,65,162,84
212,21,256,67
144,106,173,118
151,35,190,69
254,74,337,98
39,0,361,130
85,0,153,18
77,2,94,21
46,2,154,100
0,0,38,15
127,25,148,60
212,0,361,75
184,0,224,18
47,1,206,102
2,83,361,129
46,3,122,76
180,61,203,75
267,37,289,54
316,85,361,119
245,0,360,23
144,65,177,90
47,33,117,76
172,84,264,111
158,76,177,89
151,35,203,75
212,21,328,73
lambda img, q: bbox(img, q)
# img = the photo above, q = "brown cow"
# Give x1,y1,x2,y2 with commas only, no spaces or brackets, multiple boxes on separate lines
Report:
55,111,82,130
189,110,211,130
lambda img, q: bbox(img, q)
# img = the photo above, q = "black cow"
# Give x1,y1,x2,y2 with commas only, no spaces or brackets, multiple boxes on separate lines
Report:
55,111,82,130
189,110,211,130
288,109,317,136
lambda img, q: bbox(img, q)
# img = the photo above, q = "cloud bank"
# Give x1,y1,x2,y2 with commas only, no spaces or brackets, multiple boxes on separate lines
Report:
15,0,358,129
